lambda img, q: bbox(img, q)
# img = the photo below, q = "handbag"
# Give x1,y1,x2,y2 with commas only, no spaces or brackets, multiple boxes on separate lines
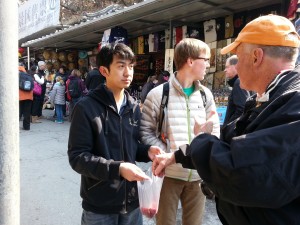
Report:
33,81,42,96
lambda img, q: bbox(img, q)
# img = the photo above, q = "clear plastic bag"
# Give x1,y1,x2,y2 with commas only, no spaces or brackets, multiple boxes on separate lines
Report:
137,168,164,218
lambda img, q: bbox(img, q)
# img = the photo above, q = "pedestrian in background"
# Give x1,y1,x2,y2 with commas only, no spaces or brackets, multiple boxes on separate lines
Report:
154,70,170,87
19,65,33,130
140,73,157,104
51,76,66,124
31,61,46,123
152,14,300,225
85,62,106,90
66,69,86,121
223,55,251,127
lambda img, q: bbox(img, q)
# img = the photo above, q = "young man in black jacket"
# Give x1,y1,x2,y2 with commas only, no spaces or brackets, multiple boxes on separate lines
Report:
152,15,300,225
68,43,163,225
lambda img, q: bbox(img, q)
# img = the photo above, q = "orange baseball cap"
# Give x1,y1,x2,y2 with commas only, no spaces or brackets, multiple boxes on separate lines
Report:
221,14,300,54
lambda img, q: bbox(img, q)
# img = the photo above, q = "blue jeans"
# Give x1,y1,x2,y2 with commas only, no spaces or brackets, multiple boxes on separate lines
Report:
55,104,63,122
81,208,142,225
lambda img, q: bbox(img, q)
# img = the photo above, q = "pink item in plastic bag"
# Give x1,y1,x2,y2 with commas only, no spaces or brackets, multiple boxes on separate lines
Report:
137,168,164,218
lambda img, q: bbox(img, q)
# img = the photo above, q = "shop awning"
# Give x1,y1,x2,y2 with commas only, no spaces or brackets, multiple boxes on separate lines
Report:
21,0,283,51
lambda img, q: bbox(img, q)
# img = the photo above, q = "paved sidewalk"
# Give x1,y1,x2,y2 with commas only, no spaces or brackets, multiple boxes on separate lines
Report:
20,109,221,225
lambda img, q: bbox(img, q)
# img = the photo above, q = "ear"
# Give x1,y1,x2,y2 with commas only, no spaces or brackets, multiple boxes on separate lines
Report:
252,48,264,67
99,66,109,78
187,57,194,67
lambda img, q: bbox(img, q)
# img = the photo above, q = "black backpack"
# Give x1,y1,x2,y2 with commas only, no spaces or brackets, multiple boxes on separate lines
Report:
19,71,34,91
157,82,207,136
68,78,81,98
157,82,214,199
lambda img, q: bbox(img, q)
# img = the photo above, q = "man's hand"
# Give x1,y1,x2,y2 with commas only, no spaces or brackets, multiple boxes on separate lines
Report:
152,152,175,177
119,163,150,181
194,111,216,136
148,146,165,161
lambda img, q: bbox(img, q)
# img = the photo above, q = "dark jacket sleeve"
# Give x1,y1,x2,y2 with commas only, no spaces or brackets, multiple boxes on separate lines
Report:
135,142,151,162
174,144,195,169
85,73,91,89
229,79,250,122
68,102,122,181
188,121,300,208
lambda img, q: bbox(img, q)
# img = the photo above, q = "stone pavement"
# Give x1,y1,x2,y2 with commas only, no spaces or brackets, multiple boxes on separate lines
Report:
20,109,221,225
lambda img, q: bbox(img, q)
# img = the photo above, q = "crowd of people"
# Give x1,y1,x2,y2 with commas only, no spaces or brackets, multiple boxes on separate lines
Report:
18,61,106,130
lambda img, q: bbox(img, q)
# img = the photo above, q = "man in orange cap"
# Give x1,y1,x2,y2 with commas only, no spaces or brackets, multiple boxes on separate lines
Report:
152,14,300,224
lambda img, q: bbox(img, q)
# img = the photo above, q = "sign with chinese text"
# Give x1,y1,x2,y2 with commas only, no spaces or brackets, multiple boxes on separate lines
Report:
19,0,60,39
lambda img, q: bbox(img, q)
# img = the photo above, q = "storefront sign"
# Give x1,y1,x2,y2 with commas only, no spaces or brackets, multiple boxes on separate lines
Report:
19,0,60,39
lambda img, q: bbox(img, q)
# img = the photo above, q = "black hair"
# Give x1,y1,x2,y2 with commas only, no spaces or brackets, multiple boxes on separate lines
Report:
96,43,135,71
156,70,170,85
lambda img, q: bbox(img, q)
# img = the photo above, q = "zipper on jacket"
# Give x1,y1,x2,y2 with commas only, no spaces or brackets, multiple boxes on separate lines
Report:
119,116,127,213
186,96,193,182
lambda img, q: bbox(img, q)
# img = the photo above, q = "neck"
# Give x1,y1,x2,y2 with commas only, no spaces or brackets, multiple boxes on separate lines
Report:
256,59,295,95
176,70,194,88
106,84,124,104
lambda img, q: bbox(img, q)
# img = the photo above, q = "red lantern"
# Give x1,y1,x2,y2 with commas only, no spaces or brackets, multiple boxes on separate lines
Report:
18,47,25,54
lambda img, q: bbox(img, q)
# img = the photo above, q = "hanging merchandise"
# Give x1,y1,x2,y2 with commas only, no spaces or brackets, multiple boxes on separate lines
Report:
67,52,76,62
43,50,51,60
58,52,67,62
100,28,111,48
51,51,58,60
46,61,53,71
78,58,86,66
79,51,88,59
164,49,174,75
182,26,188,39
68,63,75,70
208,41,216,73
109,26,128,44
158,30,165,51
137,36,144,54
175,26,183,45
204,19,217,43
216,17,225,41
53,61,60,70
164,29,171,49
233,12,246,37
148,34,155,52
224,15,234,39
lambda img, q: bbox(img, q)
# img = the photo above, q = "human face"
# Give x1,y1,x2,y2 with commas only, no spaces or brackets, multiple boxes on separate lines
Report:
102,55,134,90
59,68,64,74
224,61,237,79
191,55,210,81
235,43,254,90
39,65,46,71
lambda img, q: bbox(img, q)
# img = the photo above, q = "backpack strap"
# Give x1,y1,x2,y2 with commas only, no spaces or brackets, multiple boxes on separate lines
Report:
200,88,207,108
157,82,169,137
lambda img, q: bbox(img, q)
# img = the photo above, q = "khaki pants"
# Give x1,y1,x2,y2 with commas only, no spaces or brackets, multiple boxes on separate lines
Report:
156,177,205,225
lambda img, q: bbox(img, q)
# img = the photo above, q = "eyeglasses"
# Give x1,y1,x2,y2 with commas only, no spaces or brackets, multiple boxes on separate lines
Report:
195,57,210,62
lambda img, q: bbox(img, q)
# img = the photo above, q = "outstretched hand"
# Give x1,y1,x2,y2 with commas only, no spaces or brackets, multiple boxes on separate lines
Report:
152,152,175,177
119,162,150,181
148,146,165,161
194,111,216,136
